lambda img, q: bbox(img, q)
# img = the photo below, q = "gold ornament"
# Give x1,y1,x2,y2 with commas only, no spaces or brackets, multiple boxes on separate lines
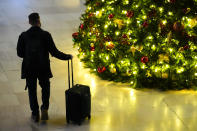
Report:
114,19,124,29
136,45,143,51
167,31,172,44
78,48,82,53
189,17,197,28
90,43,94,47
162,73,168,79
146,70,152,77
110,68,116,73
130,45,136,56
159,54,169,63
178,47,184,52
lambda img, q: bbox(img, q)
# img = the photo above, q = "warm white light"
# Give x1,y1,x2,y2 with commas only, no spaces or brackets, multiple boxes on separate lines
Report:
116,31,120,36
159,7,163,12
168,12,173,16
142,15,147,19
133,71,137,75
169,48,173,52
96,11,100,16
148,36,153,40
88,6,91,10
122,10,127,14
152,45,156,50
162,20,167,25
106,56,109,60
125,0,129,4
165,64,169,68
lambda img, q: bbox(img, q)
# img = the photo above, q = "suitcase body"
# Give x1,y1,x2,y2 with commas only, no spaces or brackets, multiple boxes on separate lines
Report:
65,59,91,125
65,84,91,124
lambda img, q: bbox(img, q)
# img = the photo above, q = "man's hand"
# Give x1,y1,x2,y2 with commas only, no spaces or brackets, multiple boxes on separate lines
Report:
68,54,73,60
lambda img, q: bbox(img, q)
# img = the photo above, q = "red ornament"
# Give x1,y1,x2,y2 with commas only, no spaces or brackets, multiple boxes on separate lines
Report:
104,36,112,41
159,22,165,29
96,2,100,6
170,0,176,3
182,8,190,14
141,56,149,64
126,11,134,18
173,22,184,32
108,14,114,19
148,9,157,18
97,67,102,73
72,32,79,38
106,42,115,50
184,45,189,50
122,34,128,38
88,13,94,18
97,67,106,73
99,43,104,49
90,46,95,51
142,21,149,28
80,24,84,29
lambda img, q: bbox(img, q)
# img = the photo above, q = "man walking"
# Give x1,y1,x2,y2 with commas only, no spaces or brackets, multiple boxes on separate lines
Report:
17,13,72,122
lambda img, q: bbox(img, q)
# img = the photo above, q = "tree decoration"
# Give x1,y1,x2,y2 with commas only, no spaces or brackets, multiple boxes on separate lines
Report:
173,22,184,32
130,45,136,56
114,19,124,29
158,54,169,63
182,8,191,14
148,9,157,18
142,21,149,28
72,32,79,38
169,0,176,3
90,46,95,51
80,24,84,29
108,14,114,19
73,0,197,90
126,11,134,18
141,56,149,64
97,66,106,73
106,41,115,50
184,45,190,50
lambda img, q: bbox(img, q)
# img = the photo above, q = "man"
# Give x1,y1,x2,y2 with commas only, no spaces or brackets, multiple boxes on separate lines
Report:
17,13,72,122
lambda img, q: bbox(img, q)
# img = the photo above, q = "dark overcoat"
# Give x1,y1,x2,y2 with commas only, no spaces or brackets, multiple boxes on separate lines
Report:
17,26,70,79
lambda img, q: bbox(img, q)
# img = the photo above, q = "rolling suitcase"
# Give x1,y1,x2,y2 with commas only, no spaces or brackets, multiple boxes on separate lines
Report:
65,59,91,125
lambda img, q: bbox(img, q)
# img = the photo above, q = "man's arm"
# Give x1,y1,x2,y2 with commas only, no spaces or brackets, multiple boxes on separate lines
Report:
47,33,72,60
17,33,25,58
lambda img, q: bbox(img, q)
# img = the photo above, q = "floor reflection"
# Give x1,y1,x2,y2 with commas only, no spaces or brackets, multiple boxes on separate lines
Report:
0,0,197,131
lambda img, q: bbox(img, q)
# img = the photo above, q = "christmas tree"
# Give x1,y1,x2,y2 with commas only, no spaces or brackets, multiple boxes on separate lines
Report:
72,0,197,90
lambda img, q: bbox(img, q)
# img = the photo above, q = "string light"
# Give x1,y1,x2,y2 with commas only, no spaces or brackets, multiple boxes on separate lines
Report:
73,0,197,90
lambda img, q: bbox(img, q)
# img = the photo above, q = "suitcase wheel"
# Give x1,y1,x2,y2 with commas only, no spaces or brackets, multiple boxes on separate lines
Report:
78,122,81,126
67,119,70,124
88,115,91,120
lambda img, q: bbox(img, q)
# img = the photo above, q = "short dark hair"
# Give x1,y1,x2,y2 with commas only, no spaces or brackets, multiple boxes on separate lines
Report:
28,13,40,25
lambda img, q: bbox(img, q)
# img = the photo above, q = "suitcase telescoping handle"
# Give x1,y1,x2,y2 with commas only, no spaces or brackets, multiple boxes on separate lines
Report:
68,58,74,89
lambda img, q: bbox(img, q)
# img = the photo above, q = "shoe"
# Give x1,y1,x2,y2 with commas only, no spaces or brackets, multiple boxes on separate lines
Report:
31,114,40,123
41,109,49,120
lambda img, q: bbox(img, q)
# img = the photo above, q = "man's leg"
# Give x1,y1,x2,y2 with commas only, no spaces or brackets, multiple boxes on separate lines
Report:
26,77,39,122
38,77,50,120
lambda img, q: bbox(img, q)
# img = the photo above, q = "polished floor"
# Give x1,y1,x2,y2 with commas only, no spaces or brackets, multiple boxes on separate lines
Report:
0,0,197,131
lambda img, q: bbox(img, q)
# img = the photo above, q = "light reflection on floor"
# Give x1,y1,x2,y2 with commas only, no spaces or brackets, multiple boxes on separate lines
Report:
0,0,197,131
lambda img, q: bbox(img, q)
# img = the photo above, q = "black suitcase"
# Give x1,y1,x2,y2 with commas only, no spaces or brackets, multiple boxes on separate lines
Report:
65,59,91,125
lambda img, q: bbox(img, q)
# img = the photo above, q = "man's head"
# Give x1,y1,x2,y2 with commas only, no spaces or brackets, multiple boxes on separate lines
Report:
28,13,41,27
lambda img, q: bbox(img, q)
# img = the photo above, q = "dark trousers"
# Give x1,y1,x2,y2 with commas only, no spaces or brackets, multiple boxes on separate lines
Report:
26,77,50,115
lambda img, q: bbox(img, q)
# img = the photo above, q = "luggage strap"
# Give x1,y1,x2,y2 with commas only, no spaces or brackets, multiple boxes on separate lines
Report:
68,58,74,89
